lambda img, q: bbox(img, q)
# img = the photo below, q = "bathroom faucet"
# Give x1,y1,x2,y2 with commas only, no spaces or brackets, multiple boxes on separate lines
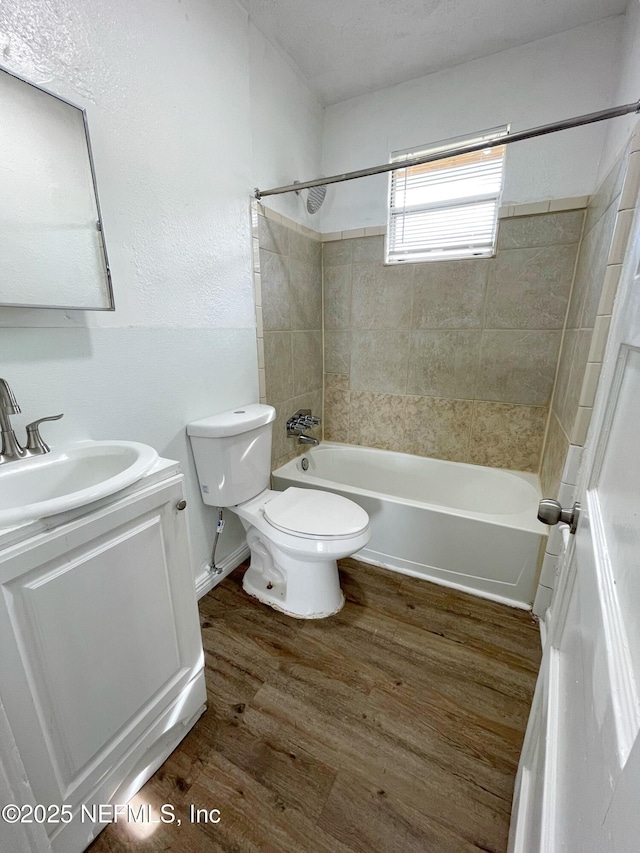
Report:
0,378,63,465
286,409,321,446
298,434,320,446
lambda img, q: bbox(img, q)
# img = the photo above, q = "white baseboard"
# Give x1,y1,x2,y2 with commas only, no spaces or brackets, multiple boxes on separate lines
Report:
195,542,250,599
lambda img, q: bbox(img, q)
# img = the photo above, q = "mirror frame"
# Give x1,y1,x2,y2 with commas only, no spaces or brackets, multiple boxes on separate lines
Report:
0,66,115,311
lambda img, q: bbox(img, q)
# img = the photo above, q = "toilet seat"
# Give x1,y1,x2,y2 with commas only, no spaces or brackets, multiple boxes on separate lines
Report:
263,487,369,540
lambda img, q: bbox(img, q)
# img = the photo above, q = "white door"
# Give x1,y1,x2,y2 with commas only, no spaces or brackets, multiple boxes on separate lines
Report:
510,203,640,851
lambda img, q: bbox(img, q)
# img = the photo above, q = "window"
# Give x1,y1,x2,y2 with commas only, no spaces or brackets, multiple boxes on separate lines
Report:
386,126,508,264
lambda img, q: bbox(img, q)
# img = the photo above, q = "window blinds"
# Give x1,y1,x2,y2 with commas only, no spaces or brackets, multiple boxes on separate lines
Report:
387,127,508,263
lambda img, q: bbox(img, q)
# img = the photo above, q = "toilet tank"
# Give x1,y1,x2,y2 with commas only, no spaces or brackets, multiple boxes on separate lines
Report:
187,404,276,507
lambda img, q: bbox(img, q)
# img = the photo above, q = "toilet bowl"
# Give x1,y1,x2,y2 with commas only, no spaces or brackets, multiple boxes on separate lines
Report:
233,487,371,618
187,404,371,619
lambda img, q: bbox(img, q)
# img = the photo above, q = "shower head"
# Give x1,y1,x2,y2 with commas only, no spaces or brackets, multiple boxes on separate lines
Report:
306,184,326,214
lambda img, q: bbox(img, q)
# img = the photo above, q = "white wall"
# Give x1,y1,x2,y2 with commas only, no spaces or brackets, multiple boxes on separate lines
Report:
249,24,324,226
599,0,640,180
0,0,321,582
320,18,624,233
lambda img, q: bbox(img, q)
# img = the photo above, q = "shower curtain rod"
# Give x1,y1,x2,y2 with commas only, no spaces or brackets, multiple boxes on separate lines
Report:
254,100,640,199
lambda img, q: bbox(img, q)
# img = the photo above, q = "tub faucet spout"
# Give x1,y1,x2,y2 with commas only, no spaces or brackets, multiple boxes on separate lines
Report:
298,435,319,446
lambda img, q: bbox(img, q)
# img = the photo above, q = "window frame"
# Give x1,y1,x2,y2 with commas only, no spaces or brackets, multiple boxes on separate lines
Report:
385,126,509,265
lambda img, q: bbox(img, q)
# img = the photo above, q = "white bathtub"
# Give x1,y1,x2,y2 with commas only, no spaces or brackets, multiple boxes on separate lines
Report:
272,442,547,608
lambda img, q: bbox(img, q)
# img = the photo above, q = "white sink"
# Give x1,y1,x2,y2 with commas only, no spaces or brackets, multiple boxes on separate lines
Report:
0,440,159,528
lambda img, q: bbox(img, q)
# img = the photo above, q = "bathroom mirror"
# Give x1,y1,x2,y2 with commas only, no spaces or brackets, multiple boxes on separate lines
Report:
0,67,114,310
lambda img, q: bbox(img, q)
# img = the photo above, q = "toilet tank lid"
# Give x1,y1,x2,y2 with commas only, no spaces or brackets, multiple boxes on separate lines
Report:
187,404,276,438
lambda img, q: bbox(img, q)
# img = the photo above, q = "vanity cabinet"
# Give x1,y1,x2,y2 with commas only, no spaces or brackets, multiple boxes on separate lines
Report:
0,468,206,853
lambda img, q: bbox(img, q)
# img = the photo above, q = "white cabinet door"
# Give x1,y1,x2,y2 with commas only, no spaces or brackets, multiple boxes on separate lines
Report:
0,475,203,827
510,202,640,850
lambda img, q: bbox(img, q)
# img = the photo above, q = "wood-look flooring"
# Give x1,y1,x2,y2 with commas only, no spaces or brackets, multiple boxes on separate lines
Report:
89,559,541,853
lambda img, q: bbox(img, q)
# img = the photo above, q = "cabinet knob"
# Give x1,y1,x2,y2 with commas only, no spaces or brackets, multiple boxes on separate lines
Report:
176,499,187,511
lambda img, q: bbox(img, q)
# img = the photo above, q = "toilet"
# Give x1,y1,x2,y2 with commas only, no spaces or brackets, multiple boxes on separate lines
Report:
187,404,371,618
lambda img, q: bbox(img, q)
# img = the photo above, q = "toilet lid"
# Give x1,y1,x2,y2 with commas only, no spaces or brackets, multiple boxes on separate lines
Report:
263,488,369,538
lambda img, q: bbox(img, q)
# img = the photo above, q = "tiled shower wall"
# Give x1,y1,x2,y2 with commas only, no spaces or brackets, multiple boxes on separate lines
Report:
540,137,640,498
254,206,323,469
322,208,584,472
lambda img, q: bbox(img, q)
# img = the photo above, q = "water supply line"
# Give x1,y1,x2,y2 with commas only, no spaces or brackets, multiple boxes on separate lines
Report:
254,100,640,199
208,508,225,575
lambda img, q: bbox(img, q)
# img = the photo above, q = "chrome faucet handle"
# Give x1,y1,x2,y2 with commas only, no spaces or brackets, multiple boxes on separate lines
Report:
25,414,64,454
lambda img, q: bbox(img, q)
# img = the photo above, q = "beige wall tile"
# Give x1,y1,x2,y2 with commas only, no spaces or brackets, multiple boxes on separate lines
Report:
540,411,570,498
351,235,384,263
292,331,323,396
319,170,627,474
270,403,291,466
608,209,634,265
567,203,616,330
548,196,589,212
264,331,293,404
259,216,323,451
583,155,626,237
497,210,584,250
260,249,291,331
258,213,290,256
253,271,262,308
323,265,352,330
404,396,473,461
485,244,577,330
468,402,547,472
511,201,550,216
407,330,481,399
349,391,407,451
324,375,350,442
598,264,622,315
272,449,300,472
579,362,602,408
412,260,489,329
476,330,561,405
351,262,414,330
290,258,322,330
289,229,322,266
584,209,619,327
560,329,592,438
325,373,350,393
323,240,353,267
619,150,640,210
588,315,611,362
551,329,577,426
571,406,593,446
350,330,410,394
325,330,351,374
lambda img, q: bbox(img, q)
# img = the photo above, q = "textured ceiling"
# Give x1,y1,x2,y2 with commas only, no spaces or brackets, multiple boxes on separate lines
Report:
239,0,628,105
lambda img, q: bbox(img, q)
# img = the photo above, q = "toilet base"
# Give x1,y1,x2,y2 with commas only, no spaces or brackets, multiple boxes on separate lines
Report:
242,528,346,619
243,574,345,619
